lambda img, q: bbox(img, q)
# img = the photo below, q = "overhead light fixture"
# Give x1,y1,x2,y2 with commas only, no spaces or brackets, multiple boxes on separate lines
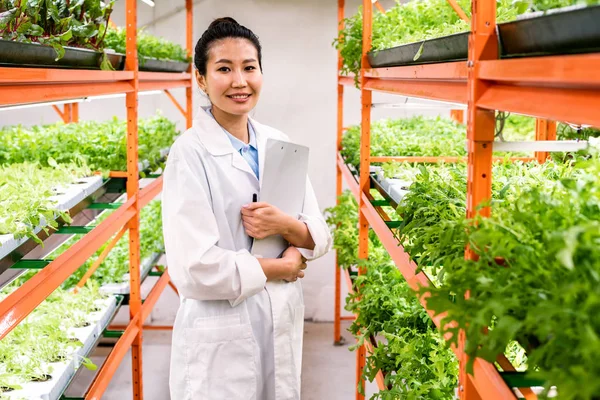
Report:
0,91,163,112
141,0,155,7
0,98,85,112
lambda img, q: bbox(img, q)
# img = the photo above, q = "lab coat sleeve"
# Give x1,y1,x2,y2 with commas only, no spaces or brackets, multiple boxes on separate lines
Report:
162,151,266,305
296,177,333,261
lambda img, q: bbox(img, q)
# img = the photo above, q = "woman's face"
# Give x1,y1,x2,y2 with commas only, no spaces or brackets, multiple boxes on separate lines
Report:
196,38,262,116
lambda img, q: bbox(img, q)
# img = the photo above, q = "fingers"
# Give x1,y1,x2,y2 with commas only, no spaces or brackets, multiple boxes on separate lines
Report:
300,262,307,270
242,201,270,211
297,271,305,279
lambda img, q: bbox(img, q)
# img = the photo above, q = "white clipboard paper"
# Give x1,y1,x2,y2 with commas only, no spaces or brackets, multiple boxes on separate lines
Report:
250,138,309,259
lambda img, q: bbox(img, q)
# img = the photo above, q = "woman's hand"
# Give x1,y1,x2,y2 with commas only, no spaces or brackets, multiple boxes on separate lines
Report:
241,202,292,240
281,247,307,282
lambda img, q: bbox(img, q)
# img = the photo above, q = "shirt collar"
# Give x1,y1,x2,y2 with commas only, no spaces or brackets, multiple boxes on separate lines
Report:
206,107,257,153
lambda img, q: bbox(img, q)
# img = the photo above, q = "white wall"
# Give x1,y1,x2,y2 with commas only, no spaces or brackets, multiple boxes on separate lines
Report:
1,0,450,322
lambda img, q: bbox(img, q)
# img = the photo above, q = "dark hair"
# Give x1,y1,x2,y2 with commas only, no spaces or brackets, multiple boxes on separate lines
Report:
194,17,262,75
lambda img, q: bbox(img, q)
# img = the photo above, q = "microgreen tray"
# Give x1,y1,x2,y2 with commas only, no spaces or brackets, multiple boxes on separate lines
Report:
139,57,189,73
100,252,164,295
4,296,120,400
367,5,600,68
0,39,123,70
0,176,103,261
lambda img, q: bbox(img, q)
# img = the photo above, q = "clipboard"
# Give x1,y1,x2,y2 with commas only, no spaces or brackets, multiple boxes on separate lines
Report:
251,138,309,259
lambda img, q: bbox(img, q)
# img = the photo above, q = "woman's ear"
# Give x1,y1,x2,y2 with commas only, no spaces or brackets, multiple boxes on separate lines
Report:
195,70,207,92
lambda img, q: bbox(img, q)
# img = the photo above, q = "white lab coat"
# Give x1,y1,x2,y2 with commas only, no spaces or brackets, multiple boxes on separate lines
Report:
162,108,332,400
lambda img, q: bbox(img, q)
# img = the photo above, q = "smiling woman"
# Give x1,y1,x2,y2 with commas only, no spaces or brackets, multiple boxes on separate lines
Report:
162,17,332,400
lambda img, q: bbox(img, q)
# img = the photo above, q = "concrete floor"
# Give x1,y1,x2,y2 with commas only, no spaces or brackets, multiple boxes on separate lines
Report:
65,276,377,399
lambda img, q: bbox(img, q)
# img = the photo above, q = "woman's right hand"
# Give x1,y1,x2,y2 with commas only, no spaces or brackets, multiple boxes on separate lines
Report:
281,247,307,282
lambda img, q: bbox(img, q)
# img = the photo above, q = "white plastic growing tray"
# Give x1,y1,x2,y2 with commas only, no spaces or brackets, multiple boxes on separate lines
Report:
4,295,118,400
0,176,103,260
100,252,163,295
137,147,171,171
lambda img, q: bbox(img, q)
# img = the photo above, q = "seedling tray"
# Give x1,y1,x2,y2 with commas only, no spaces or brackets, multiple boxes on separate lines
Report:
0,40,123,70
0,176,104,261
499,5,600,58
4,296,120,400
367,5,600,68
368,32,469,68
100,251,164,295
139,57,189,73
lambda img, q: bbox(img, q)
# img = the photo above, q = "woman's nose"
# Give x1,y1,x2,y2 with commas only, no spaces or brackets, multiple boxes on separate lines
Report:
232,70,247,87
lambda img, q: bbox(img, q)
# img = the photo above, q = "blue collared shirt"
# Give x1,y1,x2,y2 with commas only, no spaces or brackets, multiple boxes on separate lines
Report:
206,108,259,179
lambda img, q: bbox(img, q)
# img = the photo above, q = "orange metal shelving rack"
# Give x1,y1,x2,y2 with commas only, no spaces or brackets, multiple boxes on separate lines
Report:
334,0,600,399
0,1,194,399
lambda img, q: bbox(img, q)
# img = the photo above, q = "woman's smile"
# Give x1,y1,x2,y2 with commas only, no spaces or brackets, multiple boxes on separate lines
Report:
228,93,252,103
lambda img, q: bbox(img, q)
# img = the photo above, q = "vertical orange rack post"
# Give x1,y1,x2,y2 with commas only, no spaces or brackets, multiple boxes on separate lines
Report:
335,0,600,397
334,0,345,346
0,2,194,399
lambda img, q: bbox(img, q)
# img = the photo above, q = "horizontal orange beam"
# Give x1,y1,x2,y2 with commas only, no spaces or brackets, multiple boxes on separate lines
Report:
364,339,387,390
337,154,360,200
340,315,356,321
108,324,173,331
141,271,171,322
478,54,600,86
139,175,164,208
139,80,191,92
109,171,128,178
0,68,134,84
138,71,192,81
370,156,536,163
86,314,141,400
364,78,467,104
365,62,468,81
338,75,355,87
471,358,517,400
0,197,137,340
0,82,134,106
478,84,600,127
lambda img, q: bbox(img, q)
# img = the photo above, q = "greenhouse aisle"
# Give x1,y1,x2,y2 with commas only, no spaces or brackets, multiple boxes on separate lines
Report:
64,271,375,399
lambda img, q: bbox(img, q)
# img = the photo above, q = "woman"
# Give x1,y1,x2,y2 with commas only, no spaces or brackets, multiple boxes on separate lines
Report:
162,17,332,400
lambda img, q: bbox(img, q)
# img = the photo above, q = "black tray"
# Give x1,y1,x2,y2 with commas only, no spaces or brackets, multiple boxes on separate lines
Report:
499,5,600,57
0,39,124,70
139,57,190,72
367,5,600,68
368,32,469,68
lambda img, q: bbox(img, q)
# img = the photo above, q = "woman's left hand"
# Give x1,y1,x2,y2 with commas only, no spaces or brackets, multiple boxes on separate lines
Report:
241,202,293,240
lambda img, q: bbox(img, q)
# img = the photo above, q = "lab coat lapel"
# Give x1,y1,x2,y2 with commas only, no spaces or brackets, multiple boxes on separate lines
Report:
194,107,257,179
251,117,267,189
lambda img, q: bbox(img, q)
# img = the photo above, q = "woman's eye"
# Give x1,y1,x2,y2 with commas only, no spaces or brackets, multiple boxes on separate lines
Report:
245,66,256,71
218,67,230,72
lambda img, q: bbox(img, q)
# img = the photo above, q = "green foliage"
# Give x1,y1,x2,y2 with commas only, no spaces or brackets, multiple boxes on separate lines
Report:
0,113,179,173
341,116,467,171
55,200,164,289
0,281,108,391
422,153,600,398
103,27,190,63
0,162,91,240
325,191,458,399
334,0,598,78
0,0,114,60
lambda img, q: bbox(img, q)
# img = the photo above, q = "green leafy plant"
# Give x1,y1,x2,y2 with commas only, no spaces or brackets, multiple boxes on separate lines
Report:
341,116,467,171
103,27,190,63
49,200,164,289
0,113,179,173
334,0,598,78
0,162,91,241
325,191,458,399
0,281,108,391
0,0,114,60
